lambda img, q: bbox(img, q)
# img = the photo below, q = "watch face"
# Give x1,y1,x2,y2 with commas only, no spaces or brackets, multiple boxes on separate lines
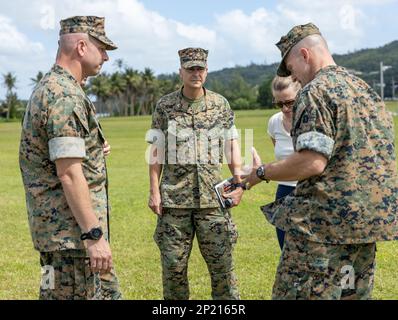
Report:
91,228,102,239
256,166,264,179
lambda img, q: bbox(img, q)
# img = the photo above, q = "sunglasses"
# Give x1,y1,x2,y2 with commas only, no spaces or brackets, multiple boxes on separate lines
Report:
273,99,295,109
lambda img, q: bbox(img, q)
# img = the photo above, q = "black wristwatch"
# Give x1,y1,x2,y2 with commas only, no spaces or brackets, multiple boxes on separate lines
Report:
256,165,270,183
80,227,103,241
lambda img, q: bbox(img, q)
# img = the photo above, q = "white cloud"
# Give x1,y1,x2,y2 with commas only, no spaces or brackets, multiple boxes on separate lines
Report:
44,0,218,72
274,0,381,52
175,23,217,44
215,9,278,54
0,15,44,55
0,14,48,100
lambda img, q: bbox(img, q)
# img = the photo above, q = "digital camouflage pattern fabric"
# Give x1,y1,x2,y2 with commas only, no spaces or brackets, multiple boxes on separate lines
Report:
148,81,240,299
59,16,117,50
272,233,376,300
262,65,398,244
276,22,321,77
147,88,238,208
39,250,121,300
154,207,239,300
19,64,110,252
99,267,122,300
178,47,208,69
20,63,122,300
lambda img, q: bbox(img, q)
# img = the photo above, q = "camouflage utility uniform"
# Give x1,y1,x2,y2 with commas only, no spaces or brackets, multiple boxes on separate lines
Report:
19,16,121,300
147,65,240,299
262,23,398,300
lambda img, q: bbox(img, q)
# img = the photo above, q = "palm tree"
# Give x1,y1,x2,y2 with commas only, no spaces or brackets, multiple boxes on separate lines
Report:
114,59,125,72
109,72,127,116
2,72,17,120
87,73,112,114
30,71,44,87
86,64,182,117
123,68,141,116
137,68,156,115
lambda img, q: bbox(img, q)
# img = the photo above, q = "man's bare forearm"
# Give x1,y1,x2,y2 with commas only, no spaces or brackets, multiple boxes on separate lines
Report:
264,150,327,182
149,145,163,193
225,139,243,183
56,159,100,233
150,163,162,193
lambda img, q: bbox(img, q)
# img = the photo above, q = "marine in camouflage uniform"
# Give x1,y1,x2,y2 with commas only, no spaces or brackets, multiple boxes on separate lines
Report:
19,16,121,300
147,48,241,300
250,23,398,299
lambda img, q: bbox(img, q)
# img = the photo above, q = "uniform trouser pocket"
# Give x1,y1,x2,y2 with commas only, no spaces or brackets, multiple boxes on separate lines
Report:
99,268,123,300
153,208,195,299
194,208,240,299
224,208,238,245
273,233,337,300
272,233,376,300
194,208,238,260
39,250,101,300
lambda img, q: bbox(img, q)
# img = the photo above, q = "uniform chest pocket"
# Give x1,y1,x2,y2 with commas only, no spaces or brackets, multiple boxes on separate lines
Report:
95,119,106,144
73,107,105,147
73,107,90,137
167,126,194,145
291,107,307,135
206,128,223,164
167,126,195,164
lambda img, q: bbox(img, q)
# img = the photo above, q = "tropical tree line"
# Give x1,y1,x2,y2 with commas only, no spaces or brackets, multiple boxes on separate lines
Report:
87,59,181,116
0,60,274,120
2,40,398,120
0,73,24,120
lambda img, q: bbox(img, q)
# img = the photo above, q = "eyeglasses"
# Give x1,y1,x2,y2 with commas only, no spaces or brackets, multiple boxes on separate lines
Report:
273,99,295,109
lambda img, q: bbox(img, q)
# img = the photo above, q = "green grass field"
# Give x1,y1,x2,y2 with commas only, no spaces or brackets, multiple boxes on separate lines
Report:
1,105,398,300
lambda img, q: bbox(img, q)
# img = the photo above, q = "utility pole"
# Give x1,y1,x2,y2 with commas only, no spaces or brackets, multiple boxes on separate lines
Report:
380,62,392,100
380,62,384,100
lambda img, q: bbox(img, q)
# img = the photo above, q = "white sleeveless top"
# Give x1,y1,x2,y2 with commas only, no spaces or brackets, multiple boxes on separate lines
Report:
267,112,297,187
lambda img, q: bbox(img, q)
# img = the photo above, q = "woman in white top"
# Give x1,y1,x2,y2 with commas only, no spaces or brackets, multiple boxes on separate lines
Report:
267,76,301,250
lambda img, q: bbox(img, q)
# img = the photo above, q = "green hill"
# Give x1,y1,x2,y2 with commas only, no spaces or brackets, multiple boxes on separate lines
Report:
334,41,398,98
206,40,398,99
208,63,278,87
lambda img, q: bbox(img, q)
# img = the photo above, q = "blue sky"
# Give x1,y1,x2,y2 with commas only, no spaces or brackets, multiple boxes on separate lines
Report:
0,0,397,99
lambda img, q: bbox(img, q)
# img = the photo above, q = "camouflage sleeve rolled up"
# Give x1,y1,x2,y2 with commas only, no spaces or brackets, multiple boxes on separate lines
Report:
146,102,166,147
222,98,239,141
46,96,89,162
293,90,335,159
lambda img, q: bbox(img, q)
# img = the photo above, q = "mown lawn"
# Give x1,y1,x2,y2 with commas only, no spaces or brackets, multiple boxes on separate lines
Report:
1,106,397,299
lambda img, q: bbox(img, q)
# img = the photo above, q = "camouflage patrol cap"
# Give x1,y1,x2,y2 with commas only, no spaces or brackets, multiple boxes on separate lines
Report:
59,16,117,50
178,47,208,68
276,23,321,77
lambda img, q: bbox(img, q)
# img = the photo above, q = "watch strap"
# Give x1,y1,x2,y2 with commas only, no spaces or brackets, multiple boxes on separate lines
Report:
257,165,270,183
232,182,247,190
80,227,103,241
